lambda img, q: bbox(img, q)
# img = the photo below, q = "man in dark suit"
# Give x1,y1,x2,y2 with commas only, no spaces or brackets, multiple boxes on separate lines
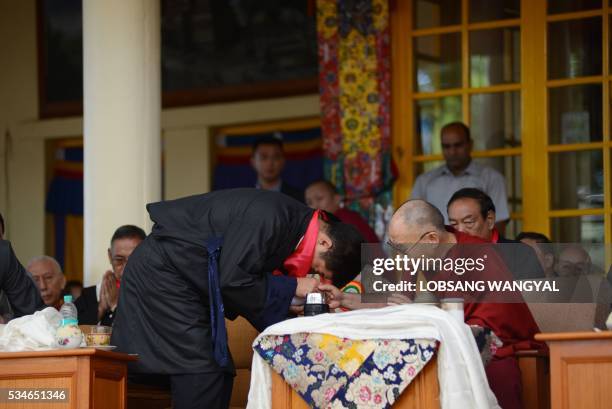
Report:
111,189,364,409
75,225,145,326
0,239,44,320
447,187,544,280
251,136,304,202
0,211,12,323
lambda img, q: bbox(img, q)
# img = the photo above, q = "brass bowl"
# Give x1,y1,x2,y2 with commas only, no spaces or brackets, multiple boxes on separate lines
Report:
80,325,112,347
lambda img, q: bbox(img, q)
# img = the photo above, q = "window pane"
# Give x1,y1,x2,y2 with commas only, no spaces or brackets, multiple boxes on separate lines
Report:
469,0,520,23
475,155,522,213
549,84,602,144
162,1,317,91
506,219,523,241
414,33,462,92
470,27,520,87
470,92,521,150
415,96,462,155
549,150,603,209
551,216,604,244
548,17,602,79
548,0,602,14
414,0,461,29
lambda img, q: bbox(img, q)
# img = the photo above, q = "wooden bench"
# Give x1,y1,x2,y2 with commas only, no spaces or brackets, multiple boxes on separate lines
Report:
516,349,550,409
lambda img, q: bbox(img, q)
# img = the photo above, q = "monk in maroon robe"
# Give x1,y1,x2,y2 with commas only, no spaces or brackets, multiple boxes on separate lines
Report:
385,200,543,409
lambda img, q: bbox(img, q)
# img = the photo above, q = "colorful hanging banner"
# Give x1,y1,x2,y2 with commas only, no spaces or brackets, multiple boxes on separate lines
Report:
317,0,395,232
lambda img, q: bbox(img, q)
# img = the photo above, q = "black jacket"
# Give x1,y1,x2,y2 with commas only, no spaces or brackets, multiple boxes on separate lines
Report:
0,240,44,317
111,189,312,374
75,285,114,326
75,285,98,325
280,182,304,203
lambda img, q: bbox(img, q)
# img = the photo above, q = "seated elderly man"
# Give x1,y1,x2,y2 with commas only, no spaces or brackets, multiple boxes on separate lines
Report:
322,200,542,409
555,244,593,277
446,187,544,279
76,225,146,326
516,232,555,278
27,256,66,310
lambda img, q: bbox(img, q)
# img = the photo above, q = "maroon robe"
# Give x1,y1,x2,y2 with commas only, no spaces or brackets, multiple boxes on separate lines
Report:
446,228,544,409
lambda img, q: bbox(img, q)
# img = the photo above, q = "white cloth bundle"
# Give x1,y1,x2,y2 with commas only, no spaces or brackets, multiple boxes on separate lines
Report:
0,307,62,351
247,304,500,409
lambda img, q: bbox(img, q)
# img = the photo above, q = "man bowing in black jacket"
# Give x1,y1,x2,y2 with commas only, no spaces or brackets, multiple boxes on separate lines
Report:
111,189,364,409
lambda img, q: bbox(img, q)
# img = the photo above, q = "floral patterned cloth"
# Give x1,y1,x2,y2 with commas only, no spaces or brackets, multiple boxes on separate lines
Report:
254,333,437,409
317,0,394,228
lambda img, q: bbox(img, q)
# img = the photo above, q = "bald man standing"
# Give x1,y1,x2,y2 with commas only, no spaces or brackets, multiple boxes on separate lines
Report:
386,200,541,409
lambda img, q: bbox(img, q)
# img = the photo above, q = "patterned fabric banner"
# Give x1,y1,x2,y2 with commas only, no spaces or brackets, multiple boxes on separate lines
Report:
317,0,395,236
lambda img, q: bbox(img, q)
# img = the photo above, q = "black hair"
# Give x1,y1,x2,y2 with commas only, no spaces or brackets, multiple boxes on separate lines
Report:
320,218,365,288
441,121,471,141
515,231,551,243
516,231,554,256
0,212,4,237
252,136,284,154
306,179,337,195
447,188,495,220
111,225,146,245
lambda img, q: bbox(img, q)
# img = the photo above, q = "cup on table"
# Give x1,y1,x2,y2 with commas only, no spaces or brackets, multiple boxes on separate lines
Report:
440,298,464,323
81,325,112,347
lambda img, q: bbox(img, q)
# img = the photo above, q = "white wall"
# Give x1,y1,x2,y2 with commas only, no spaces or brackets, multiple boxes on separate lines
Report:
0,0,320,267
0,0,42,259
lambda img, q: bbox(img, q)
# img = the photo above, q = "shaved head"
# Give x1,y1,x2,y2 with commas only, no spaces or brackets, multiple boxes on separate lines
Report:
387,200,450,257
393,200,445,233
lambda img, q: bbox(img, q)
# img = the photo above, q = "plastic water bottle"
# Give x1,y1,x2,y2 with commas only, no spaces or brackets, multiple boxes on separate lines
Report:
56,295,83,348
59,295,78,326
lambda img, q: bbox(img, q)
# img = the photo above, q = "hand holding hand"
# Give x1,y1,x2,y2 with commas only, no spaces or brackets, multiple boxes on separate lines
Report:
318,283,344,310
295,277,319,298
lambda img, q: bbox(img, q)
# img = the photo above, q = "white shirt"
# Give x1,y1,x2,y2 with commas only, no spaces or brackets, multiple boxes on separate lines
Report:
410,161,510,223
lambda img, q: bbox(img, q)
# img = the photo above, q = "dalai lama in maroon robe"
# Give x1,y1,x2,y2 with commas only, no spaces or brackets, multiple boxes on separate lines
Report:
384,200,543,409
111,189,364,409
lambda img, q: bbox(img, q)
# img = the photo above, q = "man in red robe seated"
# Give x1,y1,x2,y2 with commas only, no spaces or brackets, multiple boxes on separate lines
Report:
305,180,379,243
323,199,543,409
389,200,542,409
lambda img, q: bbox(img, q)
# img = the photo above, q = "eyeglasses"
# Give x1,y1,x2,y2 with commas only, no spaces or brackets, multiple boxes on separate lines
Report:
386,231,435,256
111,256,128,268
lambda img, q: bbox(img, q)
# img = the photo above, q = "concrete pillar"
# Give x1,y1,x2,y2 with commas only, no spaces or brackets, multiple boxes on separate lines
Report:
83,0,161,286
